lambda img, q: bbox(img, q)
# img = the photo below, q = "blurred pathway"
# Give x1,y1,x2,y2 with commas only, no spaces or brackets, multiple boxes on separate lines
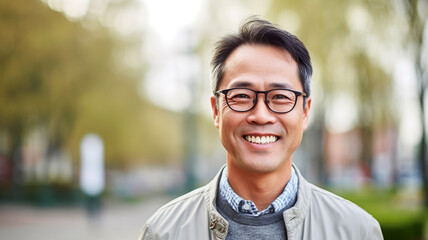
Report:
0,196,173,240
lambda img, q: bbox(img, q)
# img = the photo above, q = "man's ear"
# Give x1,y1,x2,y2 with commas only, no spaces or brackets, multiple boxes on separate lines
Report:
302,97,312,130
210,96,220,128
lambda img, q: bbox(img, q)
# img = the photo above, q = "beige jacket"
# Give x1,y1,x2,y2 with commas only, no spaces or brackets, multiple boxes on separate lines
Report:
139,166,383,240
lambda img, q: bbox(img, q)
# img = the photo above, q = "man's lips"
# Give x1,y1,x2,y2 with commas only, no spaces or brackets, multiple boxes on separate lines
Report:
243,135,279,144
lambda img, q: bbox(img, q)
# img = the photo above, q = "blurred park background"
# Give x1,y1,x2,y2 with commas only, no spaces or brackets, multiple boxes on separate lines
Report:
0,0,427,239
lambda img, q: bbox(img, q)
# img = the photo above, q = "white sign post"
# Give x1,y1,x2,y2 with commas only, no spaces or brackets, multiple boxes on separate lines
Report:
80,133,104,218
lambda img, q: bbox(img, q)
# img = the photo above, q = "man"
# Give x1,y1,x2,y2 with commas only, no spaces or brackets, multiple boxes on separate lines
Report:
139,17,383,240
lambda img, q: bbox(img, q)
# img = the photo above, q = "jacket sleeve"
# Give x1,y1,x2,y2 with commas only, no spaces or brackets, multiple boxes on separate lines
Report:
138,224,153,240
368,220,384,240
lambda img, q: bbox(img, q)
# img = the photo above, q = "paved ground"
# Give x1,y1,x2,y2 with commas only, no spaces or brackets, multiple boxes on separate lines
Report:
0,196,173,240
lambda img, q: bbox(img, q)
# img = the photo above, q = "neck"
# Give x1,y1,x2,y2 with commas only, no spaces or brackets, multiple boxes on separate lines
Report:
226,160,292,211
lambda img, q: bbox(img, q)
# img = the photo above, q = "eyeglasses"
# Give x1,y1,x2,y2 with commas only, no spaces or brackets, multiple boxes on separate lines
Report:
216,88,307,113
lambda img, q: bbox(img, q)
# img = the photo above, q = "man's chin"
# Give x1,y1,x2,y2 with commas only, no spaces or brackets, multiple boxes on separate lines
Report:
240,161,284,174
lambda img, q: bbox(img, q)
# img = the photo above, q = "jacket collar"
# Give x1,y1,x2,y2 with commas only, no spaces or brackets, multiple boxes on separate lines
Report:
283,165,312,239
205,165,228,239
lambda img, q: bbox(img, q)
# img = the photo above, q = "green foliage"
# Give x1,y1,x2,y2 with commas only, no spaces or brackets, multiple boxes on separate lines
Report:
0,0,196,173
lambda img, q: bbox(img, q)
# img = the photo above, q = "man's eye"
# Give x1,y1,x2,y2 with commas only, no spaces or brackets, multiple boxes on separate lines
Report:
272,94,290,100
234,94,251,99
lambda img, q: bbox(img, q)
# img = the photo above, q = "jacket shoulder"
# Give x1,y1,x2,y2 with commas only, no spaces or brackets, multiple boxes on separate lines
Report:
153,185,208,216
308,184,383,239
138,183,211,240
310,185,373,219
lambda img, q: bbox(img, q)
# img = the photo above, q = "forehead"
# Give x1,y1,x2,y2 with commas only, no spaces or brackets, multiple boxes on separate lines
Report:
221,44,300,90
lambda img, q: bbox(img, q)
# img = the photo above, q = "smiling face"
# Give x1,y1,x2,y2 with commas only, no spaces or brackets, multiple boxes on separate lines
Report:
211,44,311,175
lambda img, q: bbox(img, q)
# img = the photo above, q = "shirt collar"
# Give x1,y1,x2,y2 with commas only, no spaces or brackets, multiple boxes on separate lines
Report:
218,166,298,216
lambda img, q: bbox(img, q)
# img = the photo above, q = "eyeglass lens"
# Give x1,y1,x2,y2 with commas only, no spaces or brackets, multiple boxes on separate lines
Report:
225,88,297,113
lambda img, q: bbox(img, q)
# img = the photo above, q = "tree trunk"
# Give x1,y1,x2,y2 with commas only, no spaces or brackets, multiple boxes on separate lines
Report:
406,0,428,206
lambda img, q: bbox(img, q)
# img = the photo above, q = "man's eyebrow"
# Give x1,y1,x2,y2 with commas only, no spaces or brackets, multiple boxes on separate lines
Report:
269,82,292,89
230,81,294,89
230,81,253,88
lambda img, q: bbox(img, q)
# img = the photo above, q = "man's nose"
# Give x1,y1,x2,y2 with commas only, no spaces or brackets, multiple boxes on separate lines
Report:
246,94,276,125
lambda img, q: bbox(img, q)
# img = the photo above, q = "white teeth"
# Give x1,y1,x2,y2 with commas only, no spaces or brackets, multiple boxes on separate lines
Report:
245,135,278,144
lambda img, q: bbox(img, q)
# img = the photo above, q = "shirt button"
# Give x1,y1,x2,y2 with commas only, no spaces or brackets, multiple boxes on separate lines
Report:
243,203,250,210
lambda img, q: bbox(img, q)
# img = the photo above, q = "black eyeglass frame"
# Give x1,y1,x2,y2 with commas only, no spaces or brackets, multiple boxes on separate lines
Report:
215,87,307,114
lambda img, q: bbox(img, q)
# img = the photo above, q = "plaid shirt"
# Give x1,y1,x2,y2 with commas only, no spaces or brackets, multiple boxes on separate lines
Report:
219,167,298,216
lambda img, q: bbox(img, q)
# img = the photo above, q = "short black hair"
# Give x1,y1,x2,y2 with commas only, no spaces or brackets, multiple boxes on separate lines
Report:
211,16,312,96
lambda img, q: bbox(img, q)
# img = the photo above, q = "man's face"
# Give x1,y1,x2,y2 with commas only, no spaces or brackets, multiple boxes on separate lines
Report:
210,44,311,174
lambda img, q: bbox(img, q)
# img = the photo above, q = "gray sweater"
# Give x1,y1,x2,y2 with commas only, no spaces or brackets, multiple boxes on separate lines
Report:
216,194,286,239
